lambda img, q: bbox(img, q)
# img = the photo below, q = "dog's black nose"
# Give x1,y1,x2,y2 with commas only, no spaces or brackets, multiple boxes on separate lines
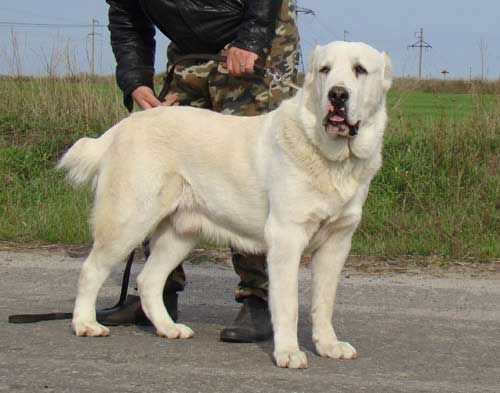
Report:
328,86,349,103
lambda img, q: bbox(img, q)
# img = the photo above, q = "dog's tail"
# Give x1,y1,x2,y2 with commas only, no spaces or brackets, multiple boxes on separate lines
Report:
57,125,118,187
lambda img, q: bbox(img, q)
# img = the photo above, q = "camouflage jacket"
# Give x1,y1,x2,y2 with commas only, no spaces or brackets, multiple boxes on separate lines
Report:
106,0,283,107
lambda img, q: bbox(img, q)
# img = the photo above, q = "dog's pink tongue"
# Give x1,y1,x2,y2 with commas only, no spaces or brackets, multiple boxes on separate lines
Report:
331,114,345,122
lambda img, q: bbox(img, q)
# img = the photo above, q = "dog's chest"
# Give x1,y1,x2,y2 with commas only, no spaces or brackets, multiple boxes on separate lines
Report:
305,209,359,254
307,165,363,213
302,176,366,253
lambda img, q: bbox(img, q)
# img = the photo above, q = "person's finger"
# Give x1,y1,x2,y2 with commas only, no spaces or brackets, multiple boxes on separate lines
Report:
234,55,244,76
245,51,259,74
138,99,153,110
230,49,244,76
221,58,229,73
227,53,235,75
245,56,255,74
162,94,178,106
233,56,241,76
145,94,161,108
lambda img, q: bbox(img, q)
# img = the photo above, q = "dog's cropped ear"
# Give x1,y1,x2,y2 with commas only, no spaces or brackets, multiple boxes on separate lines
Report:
382,51,392,92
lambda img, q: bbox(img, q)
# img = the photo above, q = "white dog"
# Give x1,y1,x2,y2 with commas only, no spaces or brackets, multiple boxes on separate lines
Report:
59,41,392,369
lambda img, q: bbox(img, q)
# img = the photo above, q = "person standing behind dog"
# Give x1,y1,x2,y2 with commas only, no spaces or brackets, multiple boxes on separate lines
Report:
100,0,299,343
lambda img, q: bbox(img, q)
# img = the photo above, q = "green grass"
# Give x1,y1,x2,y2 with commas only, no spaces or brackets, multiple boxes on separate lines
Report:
0,76,499,260
390,92,473,119
0,76,124,243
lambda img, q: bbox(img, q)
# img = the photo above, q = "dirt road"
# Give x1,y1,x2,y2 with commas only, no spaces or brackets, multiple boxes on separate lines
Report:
1,251,499,392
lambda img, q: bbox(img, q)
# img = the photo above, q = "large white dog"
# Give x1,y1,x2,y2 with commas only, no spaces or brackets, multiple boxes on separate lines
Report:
59,41,392,369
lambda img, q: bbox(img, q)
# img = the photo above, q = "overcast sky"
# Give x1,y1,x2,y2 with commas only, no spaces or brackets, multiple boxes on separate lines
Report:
1,0,499,79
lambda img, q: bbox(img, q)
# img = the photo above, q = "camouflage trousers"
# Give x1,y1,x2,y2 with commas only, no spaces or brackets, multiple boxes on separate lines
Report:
163,0,299,302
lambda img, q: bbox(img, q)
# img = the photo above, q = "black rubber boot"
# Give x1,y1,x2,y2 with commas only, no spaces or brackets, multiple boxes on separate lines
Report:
219,296,273,343
96,292,178,326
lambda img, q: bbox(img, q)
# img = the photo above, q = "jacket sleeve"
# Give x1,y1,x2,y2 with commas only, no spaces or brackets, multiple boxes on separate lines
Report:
106,0,156,111
232,0,282,55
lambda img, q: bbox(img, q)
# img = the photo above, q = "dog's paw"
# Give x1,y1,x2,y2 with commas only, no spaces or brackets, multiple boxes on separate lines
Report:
72,320,110,337
274,349,308,369
315,340,357,360
156,323,194,339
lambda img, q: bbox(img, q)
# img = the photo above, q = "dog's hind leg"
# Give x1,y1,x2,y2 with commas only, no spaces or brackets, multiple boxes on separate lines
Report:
137,220,197,339
72,245,130,337
72,173,185,337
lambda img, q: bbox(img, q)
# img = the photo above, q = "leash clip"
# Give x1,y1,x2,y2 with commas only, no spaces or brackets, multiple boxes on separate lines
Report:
262,67,300,91
264,68,284,83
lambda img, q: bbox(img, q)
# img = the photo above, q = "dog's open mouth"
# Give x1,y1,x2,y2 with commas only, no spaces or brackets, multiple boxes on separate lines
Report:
323,103,360,138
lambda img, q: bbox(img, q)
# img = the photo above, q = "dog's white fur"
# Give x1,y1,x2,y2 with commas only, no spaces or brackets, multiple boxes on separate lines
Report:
59,42,392,369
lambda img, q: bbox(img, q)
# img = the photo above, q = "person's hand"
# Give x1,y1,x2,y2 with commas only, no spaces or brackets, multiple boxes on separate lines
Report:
131,86,178,110
226,47,259,76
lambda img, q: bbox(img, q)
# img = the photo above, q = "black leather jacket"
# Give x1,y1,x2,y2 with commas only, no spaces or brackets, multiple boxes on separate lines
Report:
106,0,282,108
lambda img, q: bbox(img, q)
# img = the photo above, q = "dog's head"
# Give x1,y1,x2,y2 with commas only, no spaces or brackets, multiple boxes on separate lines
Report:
298,42,392,160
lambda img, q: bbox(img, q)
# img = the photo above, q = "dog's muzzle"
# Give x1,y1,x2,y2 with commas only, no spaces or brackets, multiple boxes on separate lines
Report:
323,86,360,138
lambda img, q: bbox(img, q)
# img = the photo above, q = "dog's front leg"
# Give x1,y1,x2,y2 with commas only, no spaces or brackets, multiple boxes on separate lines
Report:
311,222,358,360
266,220,309,369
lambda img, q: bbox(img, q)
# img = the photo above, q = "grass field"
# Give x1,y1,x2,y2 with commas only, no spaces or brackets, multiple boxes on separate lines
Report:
0,76,499,260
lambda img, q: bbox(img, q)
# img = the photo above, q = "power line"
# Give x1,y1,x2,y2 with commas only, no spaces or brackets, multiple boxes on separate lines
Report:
407,28,432,79
312,15,337,41
0,21,106,28
0,6,83,24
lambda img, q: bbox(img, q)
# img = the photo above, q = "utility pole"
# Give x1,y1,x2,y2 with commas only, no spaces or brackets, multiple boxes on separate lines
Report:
88,19,100,76
295,4,315,16
295,2,315,75
408,28,432,79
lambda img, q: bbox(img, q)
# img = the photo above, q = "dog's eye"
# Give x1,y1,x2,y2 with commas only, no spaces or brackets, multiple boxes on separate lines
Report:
319,65,331,75
354,64,367,76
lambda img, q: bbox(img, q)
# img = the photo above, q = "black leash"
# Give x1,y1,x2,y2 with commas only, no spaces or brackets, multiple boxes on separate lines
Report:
8,251,135,324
